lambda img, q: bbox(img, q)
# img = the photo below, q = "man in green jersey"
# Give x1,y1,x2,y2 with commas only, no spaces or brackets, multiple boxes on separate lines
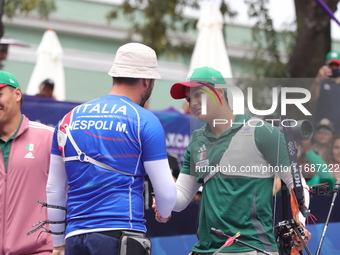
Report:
158,67,311,255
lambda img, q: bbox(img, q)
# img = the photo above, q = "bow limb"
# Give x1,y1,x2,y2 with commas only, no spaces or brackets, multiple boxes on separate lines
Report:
279,114,312,255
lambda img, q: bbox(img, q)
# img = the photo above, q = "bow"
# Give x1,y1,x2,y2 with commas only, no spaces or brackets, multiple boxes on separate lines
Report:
280,115,310,217
278,112,312,255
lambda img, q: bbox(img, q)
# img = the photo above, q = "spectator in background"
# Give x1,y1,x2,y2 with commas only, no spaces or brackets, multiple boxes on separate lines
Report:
310,51,340,133
35,79,55,99
298,140,336,189
326,134,340,180
312,118,334,161
0,70,54,254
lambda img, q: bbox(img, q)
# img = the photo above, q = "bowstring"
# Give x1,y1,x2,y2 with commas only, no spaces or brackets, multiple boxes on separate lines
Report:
273,120,281,226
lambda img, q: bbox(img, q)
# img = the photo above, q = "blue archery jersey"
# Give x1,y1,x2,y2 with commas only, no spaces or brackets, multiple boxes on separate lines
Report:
51,95,168,236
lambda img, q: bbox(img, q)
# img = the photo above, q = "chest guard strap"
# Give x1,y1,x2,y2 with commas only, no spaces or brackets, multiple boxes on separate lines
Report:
62,124,143,177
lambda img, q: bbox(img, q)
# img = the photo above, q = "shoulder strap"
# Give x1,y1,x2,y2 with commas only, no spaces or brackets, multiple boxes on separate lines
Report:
62,124,143,177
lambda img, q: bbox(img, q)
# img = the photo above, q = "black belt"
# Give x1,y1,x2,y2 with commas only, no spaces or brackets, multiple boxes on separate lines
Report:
98,230,123,239
98,230,143,239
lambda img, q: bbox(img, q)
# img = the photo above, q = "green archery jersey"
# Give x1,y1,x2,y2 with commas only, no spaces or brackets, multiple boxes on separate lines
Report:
181,114,290,253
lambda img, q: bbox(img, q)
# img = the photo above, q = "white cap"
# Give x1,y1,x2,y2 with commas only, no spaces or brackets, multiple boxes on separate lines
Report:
108,43,161,79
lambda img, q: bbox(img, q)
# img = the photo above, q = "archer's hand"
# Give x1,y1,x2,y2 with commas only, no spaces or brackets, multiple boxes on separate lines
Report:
52,245,65,255
293,227,312,250
152,197,172,223
272,177,281,195
154,210,172,223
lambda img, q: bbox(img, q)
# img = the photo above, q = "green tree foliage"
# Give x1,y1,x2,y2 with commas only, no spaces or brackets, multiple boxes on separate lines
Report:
245,0,294,78
108,0,339,79
245,0,340,80
4,0,56,19
107,0,292,77
107,0,199,58
244,0,340,119
107,0,236,58
238,0,296,112
0,0,56,38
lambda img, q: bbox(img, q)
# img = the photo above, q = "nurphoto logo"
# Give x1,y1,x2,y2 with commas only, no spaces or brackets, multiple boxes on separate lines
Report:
200,82,312,128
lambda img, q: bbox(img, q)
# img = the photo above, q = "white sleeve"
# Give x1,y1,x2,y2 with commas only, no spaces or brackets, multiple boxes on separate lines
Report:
173,173,201,212
46,154,68,247
278,170,310,226
144,159,176,218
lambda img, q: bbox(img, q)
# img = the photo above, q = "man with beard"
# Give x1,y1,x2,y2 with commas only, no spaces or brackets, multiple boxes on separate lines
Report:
46,43,176,255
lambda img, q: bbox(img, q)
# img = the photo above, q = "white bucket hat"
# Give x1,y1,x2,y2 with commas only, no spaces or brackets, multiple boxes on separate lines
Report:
108,43,161,79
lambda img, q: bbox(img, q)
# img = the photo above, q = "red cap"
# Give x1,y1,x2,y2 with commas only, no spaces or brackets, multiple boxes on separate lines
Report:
170,81,210,99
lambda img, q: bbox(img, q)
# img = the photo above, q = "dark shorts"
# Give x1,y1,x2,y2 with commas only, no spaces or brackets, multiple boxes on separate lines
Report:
65,231,120,255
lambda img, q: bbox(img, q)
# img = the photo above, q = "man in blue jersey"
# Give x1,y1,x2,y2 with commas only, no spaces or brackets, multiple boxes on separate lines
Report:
46,43,177,255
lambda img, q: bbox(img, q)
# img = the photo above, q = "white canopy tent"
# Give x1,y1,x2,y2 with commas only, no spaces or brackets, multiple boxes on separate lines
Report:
189,1,233,78
189,1,234,108
26,29,65,100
